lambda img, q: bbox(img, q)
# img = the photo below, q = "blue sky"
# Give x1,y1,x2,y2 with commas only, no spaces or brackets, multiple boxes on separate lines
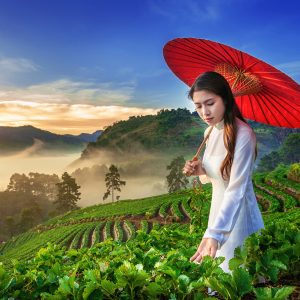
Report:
0,0,299,133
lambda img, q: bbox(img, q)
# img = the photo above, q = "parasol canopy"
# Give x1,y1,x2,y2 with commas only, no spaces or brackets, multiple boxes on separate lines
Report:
163,38,300,128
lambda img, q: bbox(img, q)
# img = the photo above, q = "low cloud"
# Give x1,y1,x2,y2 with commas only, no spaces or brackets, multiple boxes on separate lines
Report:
0,100,160,134
0,77,162,134
0,78,137,105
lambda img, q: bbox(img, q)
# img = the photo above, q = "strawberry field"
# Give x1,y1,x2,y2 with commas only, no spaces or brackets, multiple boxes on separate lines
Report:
0,163,299,299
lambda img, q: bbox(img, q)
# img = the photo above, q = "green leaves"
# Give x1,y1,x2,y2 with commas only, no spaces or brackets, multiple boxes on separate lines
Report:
1,205,299,299
205,267,252,300
254,286,296,300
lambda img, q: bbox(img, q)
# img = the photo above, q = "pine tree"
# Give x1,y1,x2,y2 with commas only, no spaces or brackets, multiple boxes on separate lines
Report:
54,172,81,213
103,165,126,202
166,155,189,193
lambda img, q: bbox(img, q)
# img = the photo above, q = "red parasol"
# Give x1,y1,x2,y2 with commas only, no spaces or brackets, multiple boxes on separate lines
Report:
163,38,300,128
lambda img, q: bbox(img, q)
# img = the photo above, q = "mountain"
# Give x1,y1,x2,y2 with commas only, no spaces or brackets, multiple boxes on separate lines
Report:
79,108,299,164
0,125,103,155
73,130,102,143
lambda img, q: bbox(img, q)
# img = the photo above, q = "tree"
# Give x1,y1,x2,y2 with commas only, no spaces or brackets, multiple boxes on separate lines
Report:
54,172,81,213
257,133,300,172
166,155,189,193
103,165,126,202
28,172,60,201
7,173,31,194
4,216,15,238
279,133,300,163
6,172,59,201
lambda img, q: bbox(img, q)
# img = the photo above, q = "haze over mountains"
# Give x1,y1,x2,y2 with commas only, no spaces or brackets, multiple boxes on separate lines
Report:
0,125,102,155
1,109,299,206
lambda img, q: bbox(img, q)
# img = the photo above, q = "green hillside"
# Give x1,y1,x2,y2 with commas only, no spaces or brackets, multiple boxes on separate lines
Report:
0,163,299,299
79,108,299,161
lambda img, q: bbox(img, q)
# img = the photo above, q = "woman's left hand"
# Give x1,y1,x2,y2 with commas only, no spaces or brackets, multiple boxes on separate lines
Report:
190,238,218,264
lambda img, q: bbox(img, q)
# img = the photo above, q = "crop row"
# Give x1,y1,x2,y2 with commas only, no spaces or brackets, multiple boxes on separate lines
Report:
253,174,298,212
264,176,300,204
264,164,300,195
254,187,282,213
62,220,168,250
35,198,194,232
0,225,83,269
43,193,188,226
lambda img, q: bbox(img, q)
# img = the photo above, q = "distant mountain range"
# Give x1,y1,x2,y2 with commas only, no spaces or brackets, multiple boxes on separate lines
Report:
0,125,102,155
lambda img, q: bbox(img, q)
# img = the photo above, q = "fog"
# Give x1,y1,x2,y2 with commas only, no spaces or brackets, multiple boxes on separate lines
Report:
1,143,192,207
67,148,179,207
0,150,80,191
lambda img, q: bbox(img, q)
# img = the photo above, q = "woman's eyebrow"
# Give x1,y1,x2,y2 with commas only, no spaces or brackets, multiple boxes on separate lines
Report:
194,98,214,105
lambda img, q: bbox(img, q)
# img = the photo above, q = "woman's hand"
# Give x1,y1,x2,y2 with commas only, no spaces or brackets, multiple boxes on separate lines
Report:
190,238,218,264
182,158,206,176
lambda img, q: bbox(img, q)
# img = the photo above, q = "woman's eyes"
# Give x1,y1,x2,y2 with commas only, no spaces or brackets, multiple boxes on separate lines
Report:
196,103,214,109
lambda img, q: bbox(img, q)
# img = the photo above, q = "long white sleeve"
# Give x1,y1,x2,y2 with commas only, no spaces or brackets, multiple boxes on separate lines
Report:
202,127,256,248
199,126,212,184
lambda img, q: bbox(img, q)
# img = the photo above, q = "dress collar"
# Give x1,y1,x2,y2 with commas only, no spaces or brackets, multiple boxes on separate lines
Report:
214,118,224,130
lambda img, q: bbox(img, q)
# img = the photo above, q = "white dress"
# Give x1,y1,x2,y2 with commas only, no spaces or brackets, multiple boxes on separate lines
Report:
199,117,265,274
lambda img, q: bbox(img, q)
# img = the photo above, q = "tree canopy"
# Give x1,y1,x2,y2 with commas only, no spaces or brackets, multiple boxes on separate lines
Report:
103,165,126,202
166,155,190,193
54,172,81,213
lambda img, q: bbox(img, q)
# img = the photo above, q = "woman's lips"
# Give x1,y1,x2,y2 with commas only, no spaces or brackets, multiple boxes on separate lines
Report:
205,118,213,122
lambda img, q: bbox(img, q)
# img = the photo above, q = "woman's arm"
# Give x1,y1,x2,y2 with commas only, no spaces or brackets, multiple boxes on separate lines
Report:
202,127,256,248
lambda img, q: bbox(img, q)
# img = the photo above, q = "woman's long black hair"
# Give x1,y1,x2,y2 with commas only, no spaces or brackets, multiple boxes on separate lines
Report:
188,71,257,181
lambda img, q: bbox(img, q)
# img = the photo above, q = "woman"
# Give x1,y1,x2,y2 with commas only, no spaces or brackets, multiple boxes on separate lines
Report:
182,71,265,274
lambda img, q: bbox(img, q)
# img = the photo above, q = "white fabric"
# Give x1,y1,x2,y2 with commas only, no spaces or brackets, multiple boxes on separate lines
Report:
199,117,265,273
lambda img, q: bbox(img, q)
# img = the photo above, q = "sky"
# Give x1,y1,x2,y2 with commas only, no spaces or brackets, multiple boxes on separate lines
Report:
0,0,299,134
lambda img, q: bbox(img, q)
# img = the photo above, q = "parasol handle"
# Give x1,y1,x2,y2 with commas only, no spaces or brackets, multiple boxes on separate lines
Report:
183,125,214,176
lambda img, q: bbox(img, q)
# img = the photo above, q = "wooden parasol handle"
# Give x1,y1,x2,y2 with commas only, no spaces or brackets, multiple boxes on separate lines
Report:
184,125,214,176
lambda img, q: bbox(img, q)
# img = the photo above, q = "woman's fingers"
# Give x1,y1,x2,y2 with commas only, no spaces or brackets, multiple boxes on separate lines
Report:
190,246,214,264
210,246,217,258
183,161,196,175
189,249,201,262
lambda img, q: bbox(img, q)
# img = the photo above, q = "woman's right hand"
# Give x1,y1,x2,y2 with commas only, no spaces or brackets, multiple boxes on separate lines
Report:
182,158,206,176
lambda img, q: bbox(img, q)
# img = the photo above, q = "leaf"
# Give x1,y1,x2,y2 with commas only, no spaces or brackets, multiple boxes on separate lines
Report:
178,274,190,293
274,286,296,299
100,279,118,296
205,276,231,300
268,266,280,283
58,276,72,295
232,267,252,297
254,287,272,299
82,281,102,300
254,286,296,300
271,260,287,270
228,258,244,271
145,282,164,297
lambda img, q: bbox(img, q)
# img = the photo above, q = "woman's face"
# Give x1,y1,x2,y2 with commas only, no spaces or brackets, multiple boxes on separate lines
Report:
192,89,226,126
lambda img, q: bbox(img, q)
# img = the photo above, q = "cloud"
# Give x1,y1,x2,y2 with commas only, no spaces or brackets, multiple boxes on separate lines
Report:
275,60,300,77
0,100,161,134
148,0,219,22
0,78,137,105
0,57,39,73
0,56,39,85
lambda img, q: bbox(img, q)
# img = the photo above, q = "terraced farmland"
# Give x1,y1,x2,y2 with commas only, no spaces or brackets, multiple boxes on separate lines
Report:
0,163,299,299
0,166,299,266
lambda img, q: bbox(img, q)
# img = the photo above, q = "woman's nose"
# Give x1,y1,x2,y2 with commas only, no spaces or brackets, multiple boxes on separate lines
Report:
202,106,210,116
